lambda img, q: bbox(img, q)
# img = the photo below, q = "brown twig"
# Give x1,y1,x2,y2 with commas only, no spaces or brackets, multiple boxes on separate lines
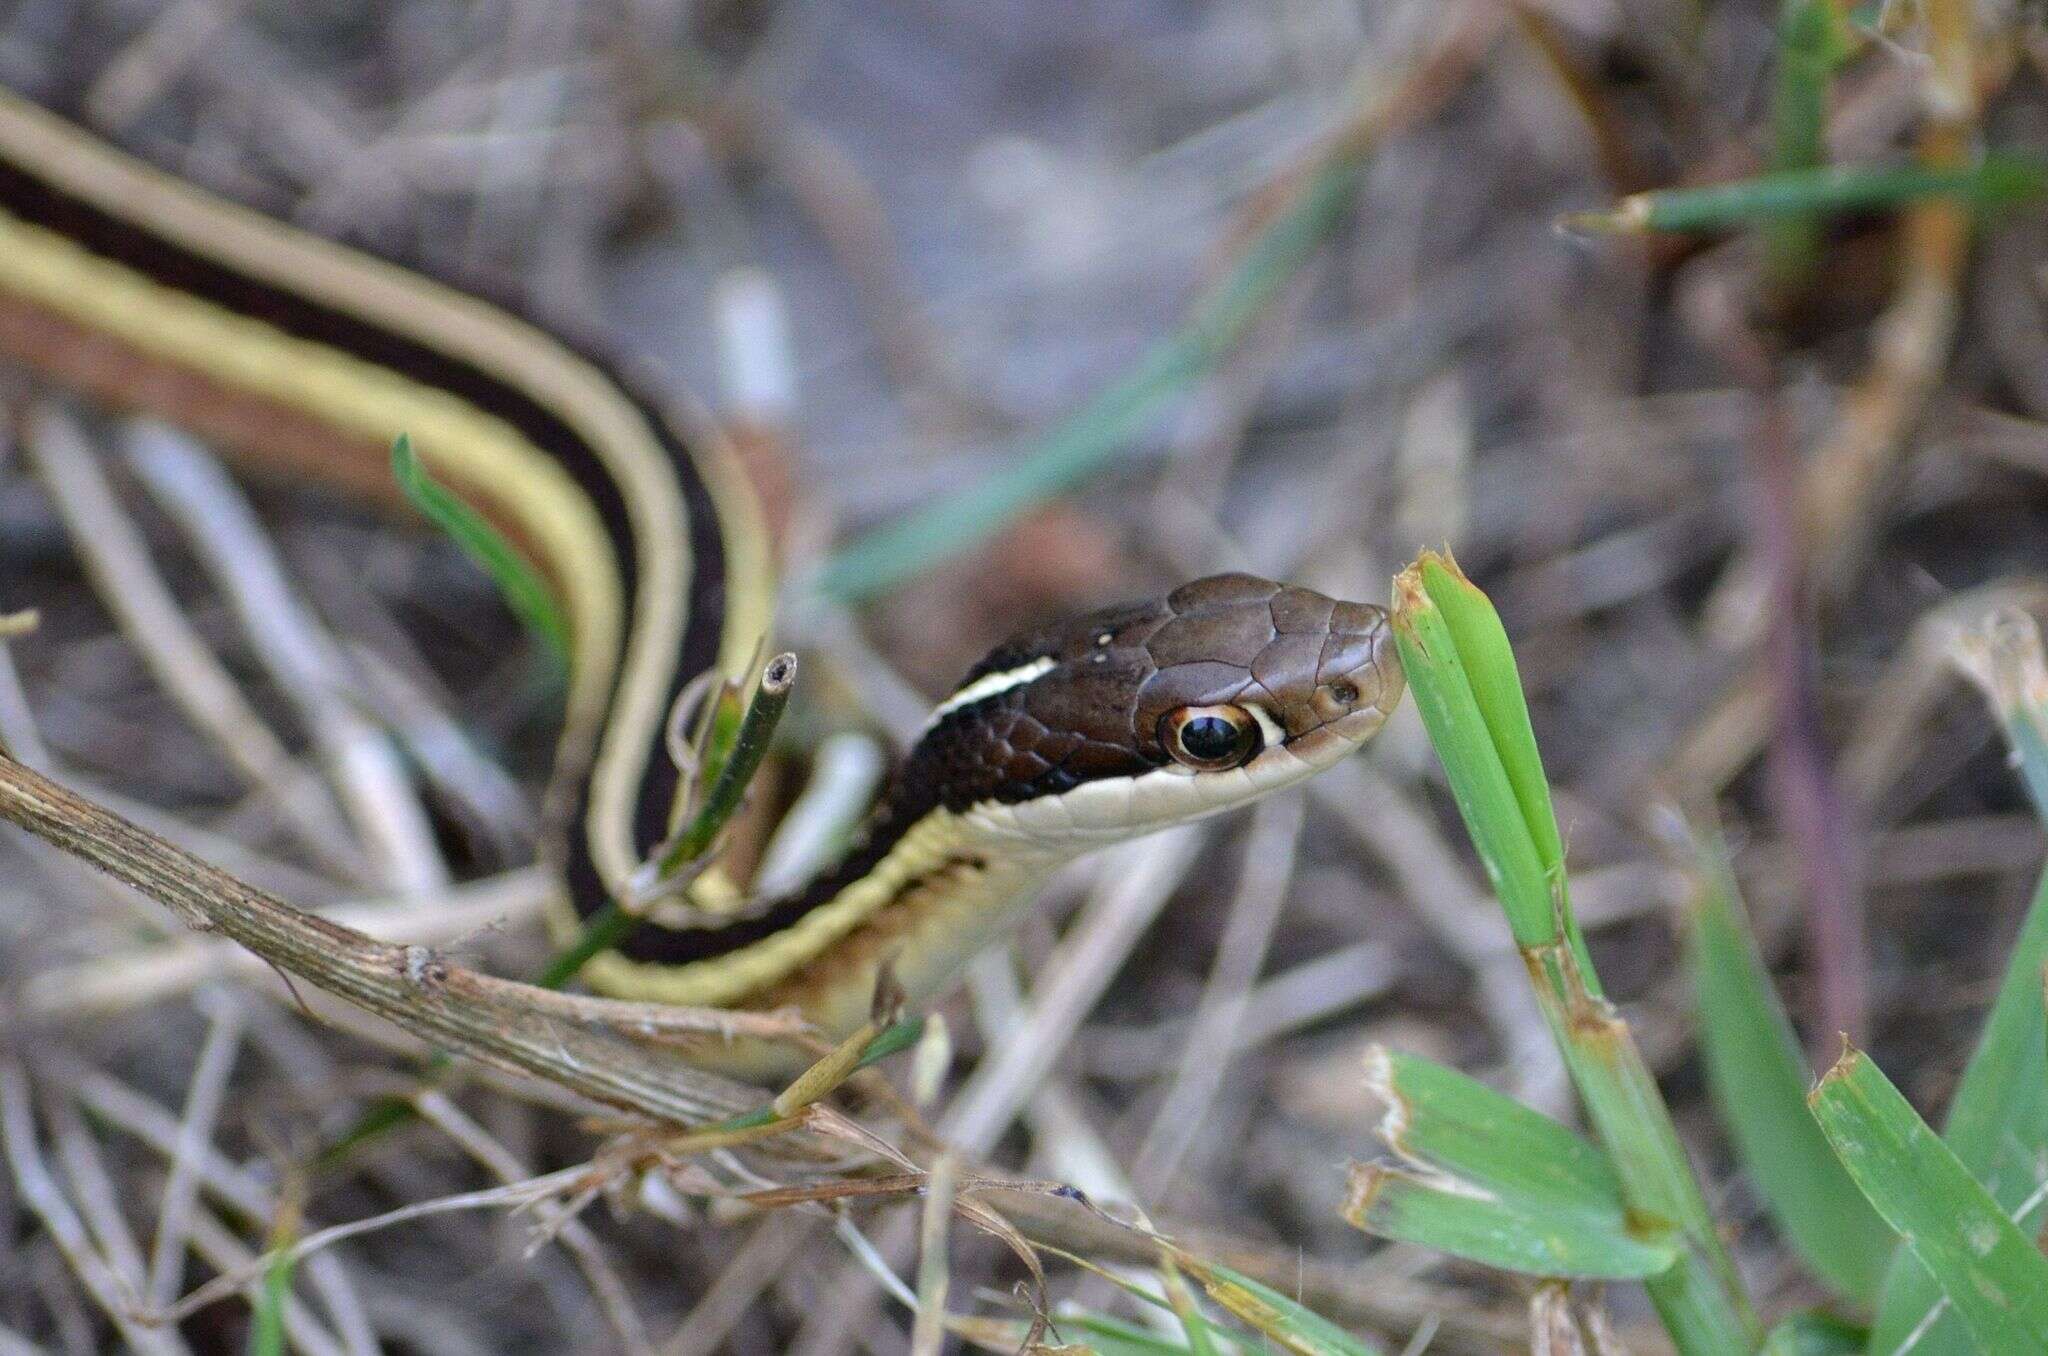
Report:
0,752,760,1125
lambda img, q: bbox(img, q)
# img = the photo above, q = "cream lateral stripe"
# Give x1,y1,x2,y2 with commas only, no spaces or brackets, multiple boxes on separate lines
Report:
0,92,776,891
924,658,1055,726
0,211,622,744
0,92,663,891
580,808,985,1007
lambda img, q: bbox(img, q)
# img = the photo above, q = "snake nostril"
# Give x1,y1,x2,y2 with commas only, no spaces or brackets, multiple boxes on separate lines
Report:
1327,680,1359,705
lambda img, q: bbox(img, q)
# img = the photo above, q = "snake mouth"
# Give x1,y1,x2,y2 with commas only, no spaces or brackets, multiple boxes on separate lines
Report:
1264,605,1406,767
1273,697,1400,771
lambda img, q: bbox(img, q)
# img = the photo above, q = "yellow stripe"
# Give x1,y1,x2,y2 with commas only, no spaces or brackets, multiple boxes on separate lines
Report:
584,808,988,1007
0,90,777,900
0,207,625,754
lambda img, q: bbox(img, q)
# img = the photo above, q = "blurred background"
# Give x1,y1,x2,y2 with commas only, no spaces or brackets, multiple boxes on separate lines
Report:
3,0,2048,1351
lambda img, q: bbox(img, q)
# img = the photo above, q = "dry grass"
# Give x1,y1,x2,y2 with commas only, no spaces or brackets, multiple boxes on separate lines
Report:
3,1,2048,1351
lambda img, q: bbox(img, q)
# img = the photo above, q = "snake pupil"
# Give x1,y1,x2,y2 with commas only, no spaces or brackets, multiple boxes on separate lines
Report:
1166,708,1256,769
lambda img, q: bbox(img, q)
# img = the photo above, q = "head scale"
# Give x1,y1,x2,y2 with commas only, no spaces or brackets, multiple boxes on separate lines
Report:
914,573,1403,844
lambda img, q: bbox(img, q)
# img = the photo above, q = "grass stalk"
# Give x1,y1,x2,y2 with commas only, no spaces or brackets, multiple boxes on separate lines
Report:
538,652,795,988
1563,155,2046,235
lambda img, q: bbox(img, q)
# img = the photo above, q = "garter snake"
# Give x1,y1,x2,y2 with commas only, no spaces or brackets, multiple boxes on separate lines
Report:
0,88,1404,1076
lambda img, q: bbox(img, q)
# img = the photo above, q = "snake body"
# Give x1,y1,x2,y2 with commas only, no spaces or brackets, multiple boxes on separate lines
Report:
0,88,1402,1075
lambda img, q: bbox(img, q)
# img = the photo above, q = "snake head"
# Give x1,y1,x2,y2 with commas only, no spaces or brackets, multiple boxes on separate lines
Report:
921,572,1405,846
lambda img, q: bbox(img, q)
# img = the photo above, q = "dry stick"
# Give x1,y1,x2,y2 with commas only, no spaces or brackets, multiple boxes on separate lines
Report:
22,868,558,1021
1080,940,1401,1080
22,408,365,882
125,423,449,896
42,1099,176,1351
0,753,760,1126
907,1153,957,1356
55,1067,377,1356
344,640,536,854
0,1063,182,1356
86,0,253,129
158,1165,598,1325
144,995,246,1313
659,1214,817,1356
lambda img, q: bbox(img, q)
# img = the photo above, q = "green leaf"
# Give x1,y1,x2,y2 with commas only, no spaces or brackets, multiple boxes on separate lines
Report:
1172,1257,1381,1356
1683,835,1891,1302
390,433,569,662
1810,1048,2048,1353
1344,1047,1679,1278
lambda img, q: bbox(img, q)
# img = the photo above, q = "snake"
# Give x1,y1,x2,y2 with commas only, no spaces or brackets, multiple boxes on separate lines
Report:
0,87,1405,1077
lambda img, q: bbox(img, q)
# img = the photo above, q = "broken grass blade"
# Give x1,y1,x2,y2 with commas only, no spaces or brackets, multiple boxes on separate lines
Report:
537,652,796,988
1869,850,2048,1341
1948,605,2048,820
1391,550,1756,1349
1565,154,2048,236
685,1016,928,1137
654,652,798,877
1345,1048,1678,1278
1810,1047,2048,1353
1389,551,1592,977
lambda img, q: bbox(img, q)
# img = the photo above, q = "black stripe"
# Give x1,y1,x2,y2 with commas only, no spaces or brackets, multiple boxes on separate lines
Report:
0,123,728,923
602,767,945,967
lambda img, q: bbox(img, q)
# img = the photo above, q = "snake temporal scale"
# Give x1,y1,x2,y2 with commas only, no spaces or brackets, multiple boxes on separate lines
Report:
0,87,1404,1077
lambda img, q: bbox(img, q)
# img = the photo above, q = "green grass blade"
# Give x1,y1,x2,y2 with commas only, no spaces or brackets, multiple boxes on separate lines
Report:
1387,550,1759,1353
390,434,569,662
802,158,1359,605
1172,1257,1381,1356
1759,1311,1866,1356
1387,554,1556,953
1871,608,2048,1352
1063,1313,1218,1355
1762,0,1850,288
1565,155,2048,236
246,1251,292,1356
1682,830,1890,1302
1409,552,1596,984
1159,1256,1223,1356
1810,1048,2048,1353
1344,1047,1679,1278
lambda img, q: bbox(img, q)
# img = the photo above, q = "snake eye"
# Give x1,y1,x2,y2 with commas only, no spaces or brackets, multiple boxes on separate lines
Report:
1160,704,1260,771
